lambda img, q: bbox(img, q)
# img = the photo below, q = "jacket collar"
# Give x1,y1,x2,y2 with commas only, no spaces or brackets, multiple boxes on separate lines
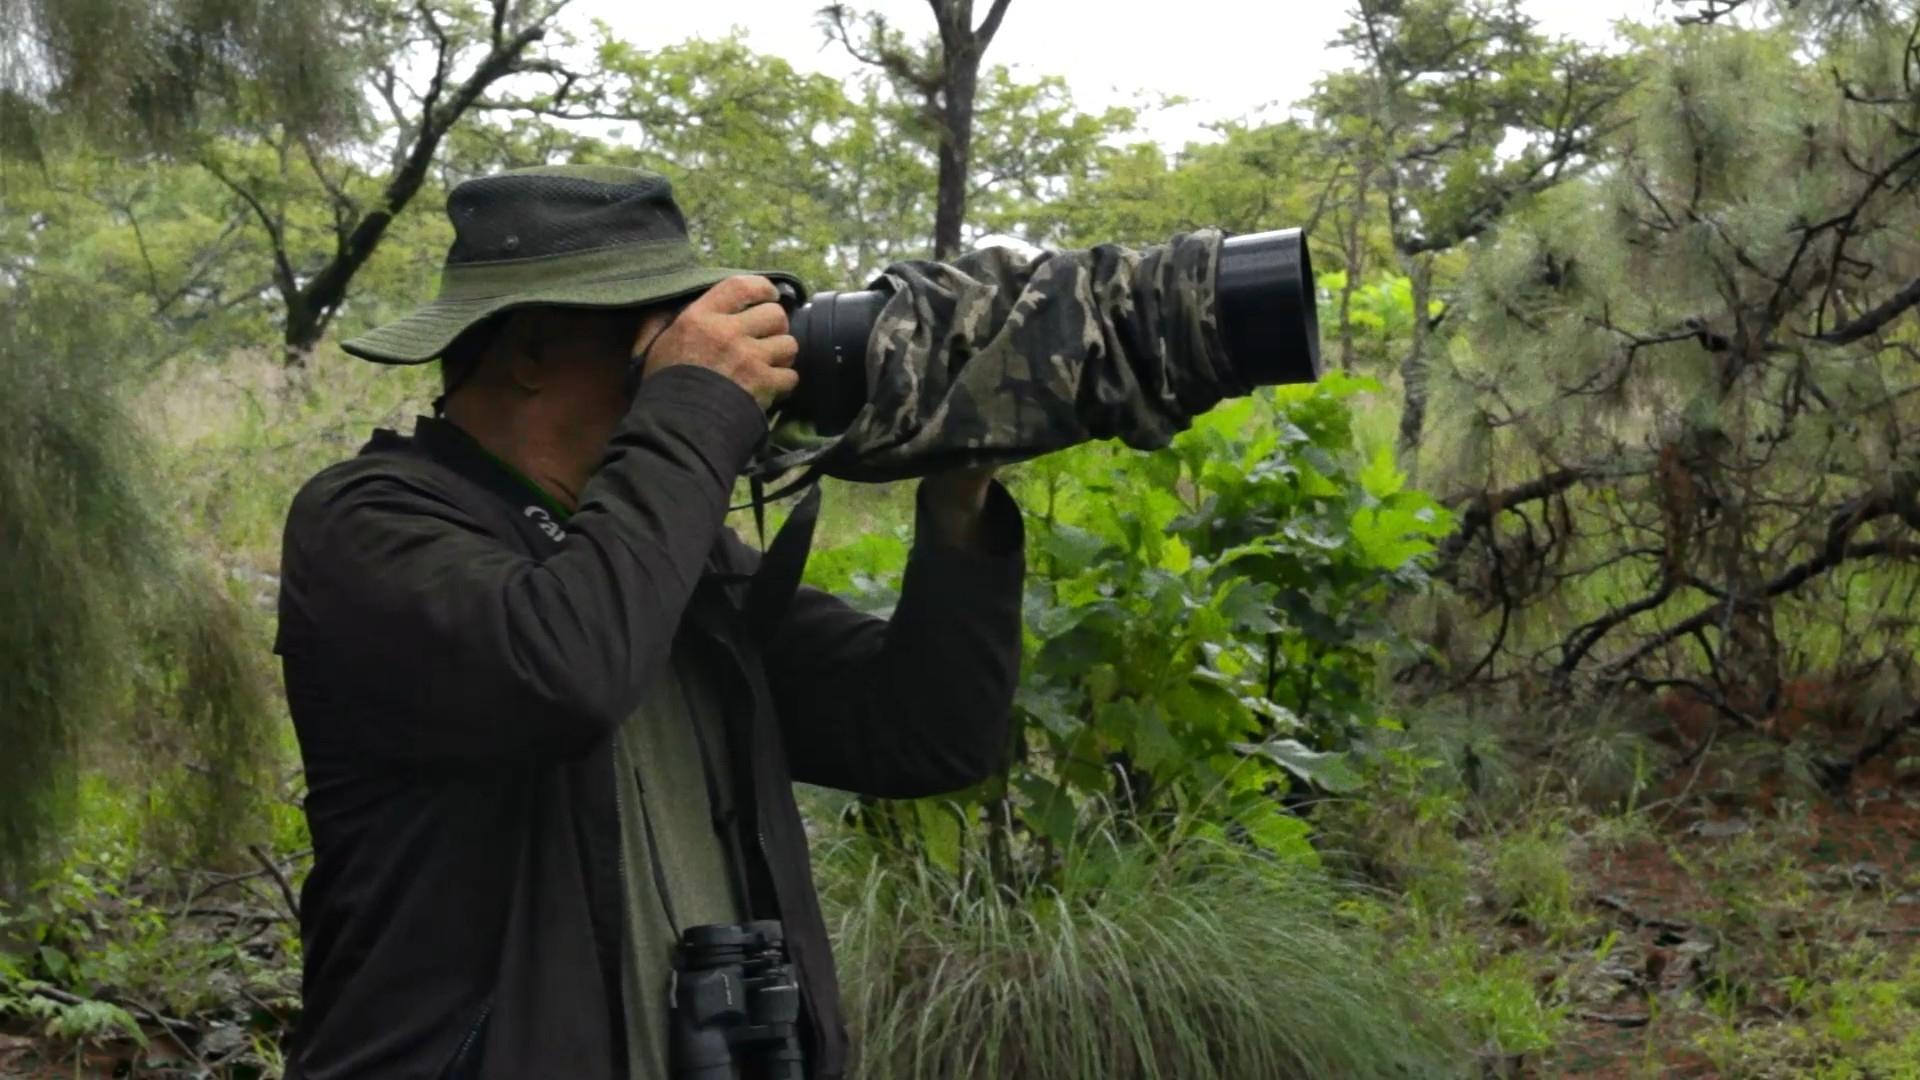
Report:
376,416,573,550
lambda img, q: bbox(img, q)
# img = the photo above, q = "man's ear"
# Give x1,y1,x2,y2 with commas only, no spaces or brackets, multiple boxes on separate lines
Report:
502,310,552,393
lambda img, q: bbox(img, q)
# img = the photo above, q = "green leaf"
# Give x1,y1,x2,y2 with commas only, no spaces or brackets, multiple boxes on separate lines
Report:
1014,776,1078,846
1015,684,1080,740
1350,506,1439,570
1360,446,1405,499
1234,801,1318,864
37,945,68,982
1040,522,1109,573
1215,580,1282,633
912,800,963,874
1234,738,1365,794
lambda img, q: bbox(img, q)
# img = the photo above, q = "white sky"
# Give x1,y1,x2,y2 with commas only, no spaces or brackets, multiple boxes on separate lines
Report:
569,0,1674,146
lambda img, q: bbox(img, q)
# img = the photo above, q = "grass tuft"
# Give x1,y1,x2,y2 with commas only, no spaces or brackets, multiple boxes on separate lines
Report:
817,820,1468,1080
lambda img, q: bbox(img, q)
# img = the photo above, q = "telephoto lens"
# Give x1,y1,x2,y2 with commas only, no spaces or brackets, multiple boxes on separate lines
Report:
780,228,1322,437
1216,229,1320,386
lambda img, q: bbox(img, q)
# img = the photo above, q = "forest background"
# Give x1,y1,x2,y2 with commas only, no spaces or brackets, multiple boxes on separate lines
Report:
5,0,1920,1075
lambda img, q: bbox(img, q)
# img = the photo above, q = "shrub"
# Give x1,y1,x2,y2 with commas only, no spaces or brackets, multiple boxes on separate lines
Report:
0,278,277,880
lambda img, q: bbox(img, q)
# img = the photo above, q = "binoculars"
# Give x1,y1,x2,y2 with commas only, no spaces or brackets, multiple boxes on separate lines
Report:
669,920,805,1080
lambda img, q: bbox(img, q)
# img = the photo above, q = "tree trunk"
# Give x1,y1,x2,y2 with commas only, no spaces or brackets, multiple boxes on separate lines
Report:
932,58,978,261
1702,366,1781,716
1335,162,1374,371
1396,254,1433,469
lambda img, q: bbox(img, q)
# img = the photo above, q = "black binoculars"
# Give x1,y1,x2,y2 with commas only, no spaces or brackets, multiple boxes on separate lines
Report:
778,228,1320,435
669,919,805,1080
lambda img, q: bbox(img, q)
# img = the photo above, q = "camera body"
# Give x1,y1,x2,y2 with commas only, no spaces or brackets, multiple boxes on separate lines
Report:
669,920,805,1080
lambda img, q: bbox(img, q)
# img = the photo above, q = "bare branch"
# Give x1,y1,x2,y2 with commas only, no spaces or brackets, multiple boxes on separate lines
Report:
975,0,1014,47
821,3,942,99
1602,477,1920,679
1810,276,1920,345
201,158,297,306
1437,468,1588,566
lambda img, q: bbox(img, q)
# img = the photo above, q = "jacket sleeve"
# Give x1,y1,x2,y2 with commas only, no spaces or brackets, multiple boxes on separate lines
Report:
279,365,766,764
762,480,1025,798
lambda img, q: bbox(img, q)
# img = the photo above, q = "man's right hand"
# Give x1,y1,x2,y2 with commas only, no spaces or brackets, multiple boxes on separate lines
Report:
636,275,799,410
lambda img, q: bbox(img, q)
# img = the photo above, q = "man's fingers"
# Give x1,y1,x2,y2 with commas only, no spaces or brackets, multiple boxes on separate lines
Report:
697,274,778,314
761,366,800,402
758,333,799,368
733,300,790,339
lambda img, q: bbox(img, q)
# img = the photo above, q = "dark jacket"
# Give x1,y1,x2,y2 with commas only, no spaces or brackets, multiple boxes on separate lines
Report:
274,365,1024,1079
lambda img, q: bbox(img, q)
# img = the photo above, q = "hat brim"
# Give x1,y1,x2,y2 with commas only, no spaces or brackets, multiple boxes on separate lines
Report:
339,265,803,365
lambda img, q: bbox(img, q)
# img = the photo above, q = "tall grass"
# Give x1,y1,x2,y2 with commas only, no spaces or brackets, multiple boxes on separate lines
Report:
817,821,1467,1080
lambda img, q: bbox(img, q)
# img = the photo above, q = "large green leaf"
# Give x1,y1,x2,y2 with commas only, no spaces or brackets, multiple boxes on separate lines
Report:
1233,738,1365,794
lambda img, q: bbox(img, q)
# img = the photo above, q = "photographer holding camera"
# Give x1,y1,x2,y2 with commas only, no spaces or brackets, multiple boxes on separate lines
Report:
277,161,1316,1079
275,166,1024,1080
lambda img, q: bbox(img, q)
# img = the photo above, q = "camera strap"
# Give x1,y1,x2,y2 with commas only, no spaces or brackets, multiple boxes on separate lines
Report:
742,480,821,645
631,666,760,939
686,680,757,923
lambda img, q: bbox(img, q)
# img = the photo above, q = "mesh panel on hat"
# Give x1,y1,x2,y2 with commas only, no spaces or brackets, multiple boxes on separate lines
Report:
445,171,692,265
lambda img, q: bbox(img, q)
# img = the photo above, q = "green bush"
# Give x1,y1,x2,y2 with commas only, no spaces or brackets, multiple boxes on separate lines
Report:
817,819,1468,1080
807,375,1453,884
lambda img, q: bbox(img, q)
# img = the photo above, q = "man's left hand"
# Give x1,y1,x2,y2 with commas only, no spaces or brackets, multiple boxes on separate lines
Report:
921,465,999,551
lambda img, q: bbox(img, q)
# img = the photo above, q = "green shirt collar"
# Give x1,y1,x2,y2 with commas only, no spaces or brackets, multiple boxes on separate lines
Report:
423,417,574,522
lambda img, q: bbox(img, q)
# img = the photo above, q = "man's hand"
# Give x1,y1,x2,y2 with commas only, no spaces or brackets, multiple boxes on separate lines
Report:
921,464,999,551
636,275,799,409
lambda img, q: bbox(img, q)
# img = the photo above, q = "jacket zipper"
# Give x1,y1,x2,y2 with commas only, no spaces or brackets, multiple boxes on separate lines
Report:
447,1000,491,1077
611,729,629,921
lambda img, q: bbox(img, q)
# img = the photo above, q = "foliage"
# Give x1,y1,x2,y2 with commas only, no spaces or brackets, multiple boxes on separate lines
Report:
816,817,1467,1080
1422,8,1920,716
1012,119,1328,250
1,0,357,153
1697,945,1920,1078
0,775,302,1073
809,375,1452,883
0,276,276,880
1489,823,1588,941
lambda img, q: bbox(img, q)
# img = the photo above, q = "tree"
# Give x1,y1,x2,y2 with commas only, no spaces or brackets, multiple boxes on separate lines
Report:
5,0,588,365
821,0,1015,260
1018,120,1343,247
564,32,1129,284
1422,6,1920,724
1311,0,1632,456
0,233,276,880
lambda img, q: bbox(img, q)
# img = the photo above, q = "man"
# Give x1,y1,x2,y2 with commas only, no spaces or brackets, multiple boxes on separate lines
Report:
274,165,1025,1079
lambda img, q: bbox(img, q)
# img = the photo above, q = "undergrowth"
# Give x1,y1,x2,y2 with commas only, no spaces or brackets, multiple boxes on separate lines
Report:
817,819,1468,1080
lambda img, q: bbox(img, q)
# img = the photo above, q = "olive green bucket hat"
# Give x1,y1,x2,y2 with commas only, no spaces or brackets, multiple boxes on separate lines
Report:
340,164,804,364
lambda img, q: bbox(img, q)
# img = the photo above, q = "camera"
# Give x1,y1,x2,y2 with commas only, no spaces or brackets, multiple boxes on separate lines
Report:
669,920,805,1080
778,228,1321,436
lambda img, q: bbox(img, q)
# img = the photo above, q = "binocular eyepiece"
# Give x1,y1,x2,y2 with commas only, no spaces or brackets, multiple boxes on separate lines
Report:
780,228,1321,435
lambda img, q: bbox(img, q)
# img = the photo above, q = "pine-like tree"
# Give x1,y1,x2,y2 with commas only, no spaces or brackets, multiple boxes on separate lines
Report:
1427,3,1920,720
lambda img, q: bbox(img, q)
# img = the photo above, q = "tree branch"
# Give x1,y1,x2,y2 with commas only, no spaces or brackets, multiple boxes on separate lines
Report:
1437,468,1588,566
1811,276,1920,345
975,0,1014,47
1601,478,1920,678
288,16,550,351
201,159,297,308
